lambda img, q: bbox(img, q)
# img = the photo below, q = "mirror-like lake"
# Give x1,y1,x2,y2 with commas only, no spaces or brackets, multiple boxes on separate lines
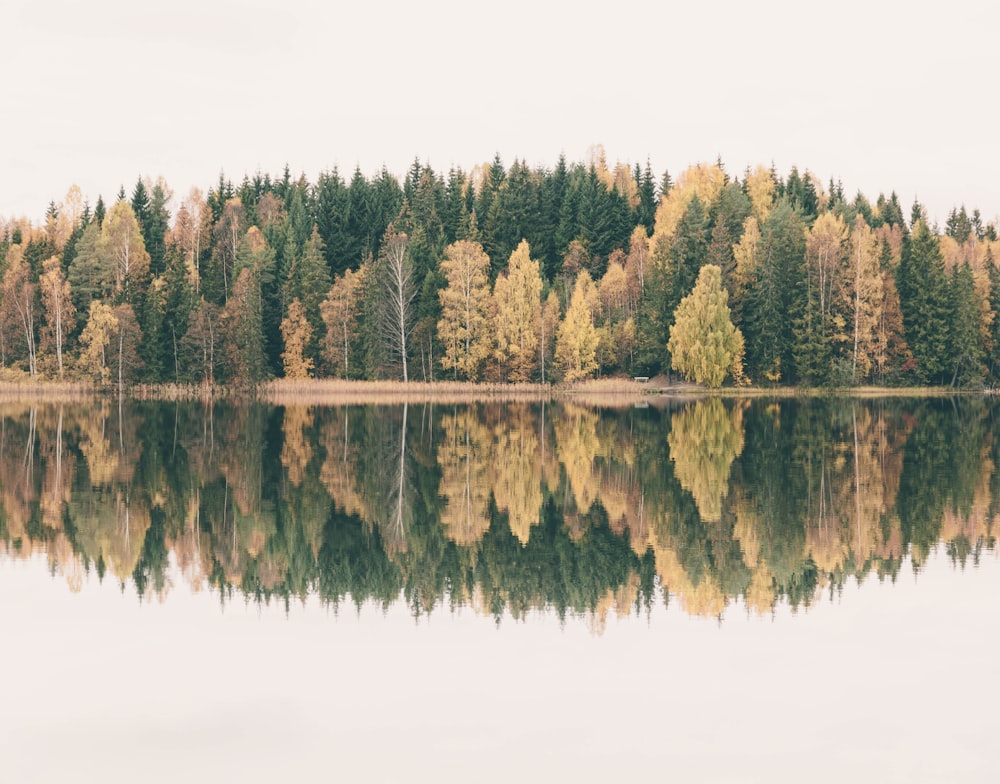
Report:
1,397,998,782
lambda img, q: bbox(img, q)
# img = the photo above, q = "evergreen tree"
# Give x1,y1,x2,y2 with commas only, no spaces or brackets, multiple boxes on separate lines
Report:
283,227,332,369
140,278,170,382
637,160,657,232
145,181,171,277
664,196,709,329
314,167,351,276
947,262,986,386
742,201,806,383
897,220,950,384
94,195,106,228
130,178,151,233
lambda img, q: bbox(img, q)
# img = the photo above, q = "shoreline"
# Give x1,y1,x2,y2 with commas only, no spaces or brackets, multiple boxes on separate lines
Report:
0,377,984,405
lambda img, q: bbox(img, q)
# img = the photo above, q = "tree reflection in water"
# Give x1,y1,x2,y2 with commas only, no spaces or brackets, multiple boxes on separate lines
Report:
1,396,996,624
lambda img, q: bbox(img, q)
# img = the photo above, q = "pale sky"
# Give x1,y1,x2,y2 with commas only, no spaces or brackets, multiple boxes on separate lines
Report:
3,0,999,227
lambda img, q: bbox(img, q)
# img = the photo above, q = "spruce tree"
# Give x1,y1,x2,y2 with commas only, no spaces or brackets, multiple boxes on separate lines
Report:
897,221,950,383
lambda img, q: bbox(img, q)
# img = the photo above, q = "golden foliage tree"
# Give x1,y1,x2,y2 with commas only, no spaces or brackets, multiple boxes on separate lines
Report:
745,165,775,222
668,264,746,388
555,271,600,382
493,240,542,382
100,200,150,304
281,297,314,379
320,266,365,378
649,163,727,265
805,211,848,340
848,217,884,382
77,301,118,384
437,239,493,380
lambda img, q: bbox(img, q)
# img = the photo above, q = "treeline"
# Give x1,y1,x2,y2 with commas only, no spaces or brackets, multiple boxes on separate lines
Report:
2,149,999,388
2,398,996,620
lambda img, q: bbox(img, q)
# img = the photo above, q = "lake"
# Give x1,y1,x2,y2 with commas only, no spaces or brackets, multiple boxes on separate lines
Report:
1,396,997,782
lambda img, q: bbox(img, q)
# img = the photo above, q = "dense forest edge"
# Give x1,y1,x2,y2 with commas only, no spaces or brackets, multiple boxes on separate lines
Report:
3,146,1000,394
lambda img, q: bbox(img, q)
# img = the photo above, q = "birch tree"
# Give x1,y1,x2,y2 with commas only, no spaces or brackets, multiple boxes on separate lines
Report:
0,247,39,377
377,229,415,382
100,200,150,305
668,264,746,388
39,255,75,378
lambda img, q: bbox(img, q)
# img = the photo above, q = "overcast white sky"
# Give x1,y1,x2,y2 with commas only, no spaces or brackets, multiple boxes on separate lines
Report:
3,0,998,227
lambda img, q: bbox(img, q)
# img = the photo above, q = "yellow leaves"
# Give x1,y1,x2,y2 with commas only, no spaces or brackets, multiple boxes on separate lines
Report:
321,265,365,378
280,405,314,486
100,200,150,297
849,217,885,382
668,399,746,523
437,407,492,546
733,216,762,291
745,165,775,222
493,240,542,382
77,300,118,384
555,271,600,382
668,264,744,388
649,162,726,247
437,239,493,381
490,404,542,544
599,257,628,321
281,298,314,379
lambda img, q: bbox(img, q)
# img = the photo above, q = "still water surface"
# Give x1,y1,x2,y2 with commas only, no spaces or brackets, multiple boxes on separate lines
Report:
1,397,997,782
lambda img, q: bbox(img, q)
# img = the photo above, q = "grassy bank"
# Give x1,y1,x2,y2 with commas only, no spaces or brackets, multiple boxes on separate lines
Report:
0,377,980,405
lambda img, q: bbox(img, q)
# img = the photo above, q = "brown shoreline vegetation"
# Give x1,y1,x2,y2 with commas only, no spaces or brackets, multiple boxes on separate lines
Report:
0,376,979,405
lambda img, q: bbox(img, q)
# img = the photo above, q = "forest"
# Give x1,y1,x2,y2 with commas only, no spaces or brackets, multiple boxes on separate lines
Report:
2,147,999,389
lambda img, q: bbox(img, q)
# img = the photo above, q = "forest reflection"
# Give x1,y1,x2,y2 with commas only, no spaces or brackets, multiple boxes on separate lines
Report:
1,396,996,625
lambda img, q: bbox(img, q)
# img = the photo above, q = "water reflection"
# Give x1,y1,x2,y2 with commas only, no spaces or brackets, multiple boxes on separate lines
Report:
1,397,996,622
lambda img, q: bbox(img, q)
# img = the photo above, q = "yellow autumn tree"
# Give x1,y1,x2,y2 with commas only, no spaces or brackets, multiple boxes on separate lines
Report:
281,298,314,379
668,264,746,388
493,240,543,382
437,239,493,380
555,271,600,382
649,163,727,265
731,216,762,322
805,211,848,340
744,165,776,222
320,265,366,378
77,301,118,384
848,217,884,382
100,199,150,304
